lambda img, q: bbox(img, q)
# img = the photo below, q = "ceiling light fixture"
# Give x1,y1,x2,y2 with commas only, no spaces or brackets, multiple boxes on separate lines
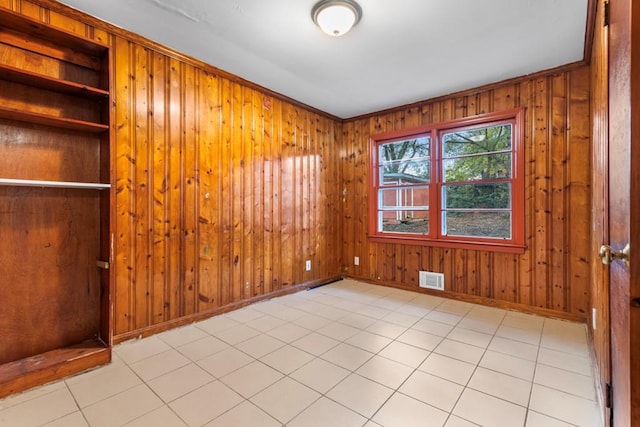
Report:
311,0,362,37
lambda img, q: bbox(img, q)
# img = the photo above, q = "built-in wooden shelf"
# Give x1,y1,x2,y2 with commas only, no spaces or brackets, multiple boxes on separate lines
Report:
0,106,109,133
0,5,113,399
0,178,111,190
0,340,110,399
0,64,109,98
0,7,108,58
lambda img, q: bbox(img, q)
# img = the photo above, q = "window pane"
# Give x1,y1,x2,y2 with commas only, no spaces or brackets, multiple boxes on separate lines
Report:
443,124,512,157
443,153,511,182
442,183,511,209
379,137,430,185
379,186,429,209
380,210,429,234
379,137,430,164
442,211,511,239
380,160,430,185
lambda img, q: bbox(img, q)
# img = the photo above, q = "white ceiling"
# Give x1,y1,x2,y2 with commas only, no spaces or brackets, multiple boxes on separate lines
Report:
58,0,589,119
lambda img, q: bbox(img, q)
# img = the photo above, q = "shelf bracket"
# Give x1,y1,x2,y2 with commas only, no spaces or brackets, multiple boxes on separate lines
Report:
96,260,110,270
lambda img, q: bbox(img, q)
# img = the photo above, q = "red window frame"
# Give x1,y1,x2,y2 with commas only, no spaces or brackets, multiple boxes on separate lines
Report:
369,108,525,253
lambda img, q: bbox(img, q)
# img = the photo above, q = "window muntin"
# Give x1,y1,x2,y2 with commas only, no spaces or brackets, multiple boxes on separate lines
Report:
370,109,524,252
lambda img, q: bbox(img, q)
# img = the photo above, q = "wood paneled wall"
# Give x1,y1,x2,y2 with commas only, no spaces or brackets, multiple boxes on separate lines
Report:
111,40,342,339
3,0,594,346
341,69,592,319
589,0,610,412
2,0,342,341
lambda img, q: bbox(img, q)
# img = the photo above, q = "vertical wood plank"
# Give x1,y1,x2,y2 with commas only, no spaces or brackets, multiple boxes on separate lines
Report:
300,108,311,283
252,90,265,297
280,104,295,288
271,98,283,292
152,53,172,321
219,78,232,307
567,67,591,317
550,73,568,312
342,121,355,276
230,82,243,302
355,119,369,278
532,77,551,309
166,58,183,319
197,70,220,310
17,1,40,19
518,80,534,307
132,44,150,330
453,249,467,294
241,85,254,300
589,0,610,407
182,63,197,316
262,95,275,294
466,251,479,296
113,37,134,336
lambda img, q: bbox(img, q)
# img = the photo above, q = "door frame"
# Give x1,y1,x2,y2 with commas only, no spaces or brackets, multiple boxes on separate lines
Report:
607,0,640,424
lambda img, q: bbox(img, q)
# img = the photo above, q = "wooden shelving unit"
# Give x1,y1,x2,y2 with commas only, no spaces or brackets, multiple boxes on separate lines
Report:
0,106,110,133
0,6,112,398
0,63,110,98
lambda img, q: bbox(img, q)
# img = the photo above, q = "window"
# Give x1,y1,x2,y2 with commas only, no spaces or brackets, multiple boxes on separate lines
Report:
369,109,524,252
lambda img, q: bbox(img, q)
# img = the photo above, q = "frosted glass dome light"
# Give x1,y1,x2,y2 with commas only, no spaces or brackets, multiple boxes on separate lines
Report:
312,0,362,37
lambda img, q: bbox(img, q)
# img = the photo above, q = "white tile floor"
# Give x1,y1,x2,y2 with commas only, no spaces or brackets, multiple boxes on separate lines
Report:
0,279,603,427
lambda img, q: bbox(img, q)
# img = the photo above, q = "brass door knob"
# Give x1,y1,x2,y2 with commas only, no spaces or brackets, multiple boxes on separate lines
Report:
599,243,630,266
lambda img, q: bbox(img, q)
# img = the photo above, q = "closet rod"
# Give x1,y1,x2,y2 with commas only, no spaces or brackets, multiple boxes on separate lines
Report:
0,178,110,190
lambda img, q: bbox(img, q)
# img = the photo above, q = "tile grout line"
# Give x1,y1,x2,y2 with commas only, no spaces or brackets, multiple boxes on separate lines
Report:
0,281,601,427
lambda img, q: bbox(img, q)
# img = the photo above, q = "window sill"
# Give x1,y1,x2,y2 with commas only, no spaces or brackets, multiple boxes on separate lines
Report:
368,234,526,254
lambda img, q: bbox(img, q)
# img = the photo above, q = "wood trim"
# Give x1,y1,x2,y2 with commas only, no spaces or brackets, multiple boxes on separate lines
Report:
630,1,640,423
112,276,342,344
588,0,610,423
22,0,342,122
25,1,596,124
0,6,108,52
583,0,599,64
346,61,589,122
344,275,587,322
0,341,110,399
608,0,638,423
366,235,526,254
101,39,115,348
587,325,609,427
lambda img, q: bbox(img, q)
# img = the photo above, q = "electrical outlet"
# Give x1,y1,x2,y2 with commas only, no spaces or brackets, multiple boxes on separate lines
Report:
354,256,360,266
592,308,597,330
305,260,311,271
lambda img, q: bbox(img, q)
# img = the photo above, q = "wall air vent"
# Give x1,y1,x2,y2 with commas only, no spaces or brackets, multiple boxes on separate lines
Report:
419,271,445,291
